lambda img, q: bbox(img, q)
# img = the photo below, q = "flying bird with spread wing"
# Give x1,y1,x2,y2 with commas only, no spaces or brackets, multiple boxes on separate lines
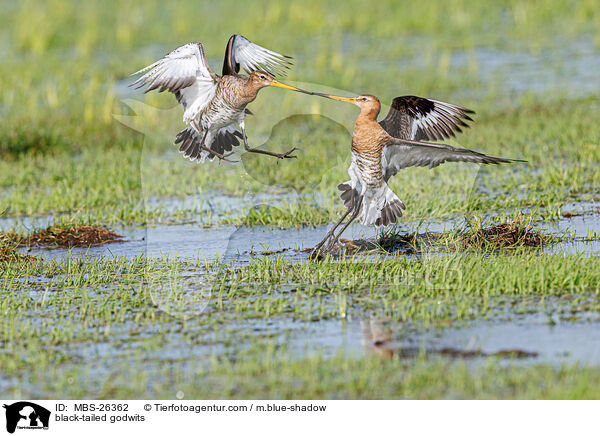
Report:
131,34,312,162
310,94,524,257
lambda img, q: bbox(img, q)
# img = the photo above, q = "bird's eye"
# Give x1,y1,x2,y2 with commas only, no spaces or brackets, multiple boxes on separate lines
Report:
260,75,266,79
362,97,367,101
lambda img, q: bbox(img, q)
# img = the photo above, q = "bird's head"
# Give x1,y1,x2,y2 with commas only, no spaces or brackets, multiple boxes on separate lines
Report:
248,71,276,88
248,71,314,95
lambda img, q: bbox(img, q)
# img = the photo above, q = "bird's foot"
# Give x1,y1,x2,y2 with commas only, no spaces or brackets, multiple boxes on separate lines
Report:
243,145,298,161
309,238,341,260
309,247,325,261
308,239,328,260
212,149,238,163
275,146,298,160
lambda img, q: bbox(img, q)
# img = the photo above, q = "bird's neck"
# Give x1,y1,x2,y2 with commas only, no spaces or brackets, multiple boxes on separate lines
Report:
357,105,380,123
352,105,387,155
240,77,260,104
221,75,257,107
354,106,380,132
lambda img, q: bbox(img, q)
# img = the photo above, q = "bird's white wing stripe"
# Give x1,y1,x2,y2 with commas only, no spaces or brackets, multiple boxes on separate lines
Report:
410,119,419,139
220,125,240,134
411,102,471,140
231,35,292,77
415,110,443,132
131,42,218,122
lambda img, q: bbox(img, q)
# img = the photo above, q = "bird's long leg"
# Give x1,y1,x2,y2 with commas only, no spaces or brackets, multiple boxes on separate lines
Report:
242,127,297,160
326,199,362,249
309,207,353,259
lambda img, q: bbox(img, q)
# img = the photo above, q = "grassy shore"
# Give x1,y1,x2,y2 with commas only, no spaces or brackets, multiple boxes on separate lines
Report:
2,97,599,227
1,1,599,227
1,249,599,398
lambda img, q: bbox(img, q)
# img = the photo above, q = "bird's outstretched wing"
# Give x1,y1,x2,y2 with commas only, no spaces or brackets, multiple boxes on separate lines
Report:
382,137,522,181
131,42,217,93
222,34,292,77
131,42,218,122
379,96,474,141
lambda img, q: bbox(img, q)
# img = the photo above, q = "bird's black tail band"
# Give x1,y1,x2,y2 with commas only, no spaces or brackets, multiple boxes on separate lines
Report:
174,127,243,162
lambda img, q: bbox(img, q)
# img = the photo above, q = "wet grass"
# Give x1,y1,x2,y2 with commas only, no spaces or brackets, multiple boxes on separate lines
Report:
9,224,124,248
6,349,600,399
1,251,599,398
0,233,34,264
339,213,561,255
0,246,33,265
2,98,600,227
1,0,600,227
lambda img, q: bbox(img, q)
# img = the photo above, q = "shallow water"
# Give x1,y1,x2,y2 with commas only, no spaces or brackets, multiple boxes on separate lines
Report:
452,41,600,99
8,208,599,368
12,203,600,263
14,224,339,262
295,312,600,365
11,298,597,369
0,214,58,233
542,213,600,255
342,35,600,100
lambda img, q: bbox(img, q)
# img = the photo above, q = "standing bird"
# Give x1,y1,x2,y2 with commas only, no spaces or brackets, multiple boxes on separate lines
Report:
311,94,522,257
131,34,311,162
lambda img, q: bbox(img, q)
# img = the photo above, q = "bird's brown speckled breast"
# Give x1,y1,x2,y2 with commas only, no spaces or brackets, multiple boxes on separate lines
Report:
351,121,389,189
199,76,251,131
218,75,257,108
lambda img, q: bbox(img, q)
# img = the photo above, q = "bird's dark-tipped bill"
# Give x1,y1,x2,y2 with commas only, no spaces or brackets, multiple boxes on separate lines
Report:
269,80,315,95
311,93,357,104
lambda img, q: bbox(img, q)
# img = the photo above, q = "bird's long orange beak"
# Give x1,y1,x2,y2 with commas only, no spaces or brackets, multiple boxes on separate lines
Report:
313,94,358,105
269,80,314,95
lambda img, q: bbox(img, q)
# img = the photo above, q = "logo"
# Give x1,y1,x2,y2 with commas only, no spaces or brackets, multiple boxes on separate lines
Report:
3,402,50,434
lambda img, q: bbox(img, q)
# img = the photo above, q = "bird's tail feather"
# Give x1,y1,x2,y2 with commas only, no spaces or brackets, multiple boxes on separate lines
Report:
174,127,242,162
337,182,358,211
363,184,406,227
338,181,405,226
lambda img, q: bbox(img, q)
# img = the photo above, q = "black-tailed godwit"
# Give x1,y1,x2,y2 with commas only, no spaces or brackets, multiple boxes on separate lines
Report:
131,35,311,162
310,94,522,257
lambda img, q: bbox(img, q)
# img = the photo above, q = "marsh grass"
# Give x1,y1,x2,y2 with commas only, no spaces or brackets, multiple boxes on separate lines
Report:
0,234,34,264
3,224,123,248
340,214,559,256
2,95,599,227
0,125,66,158
456,214,554,250
1,251,600,398
7,350,600,399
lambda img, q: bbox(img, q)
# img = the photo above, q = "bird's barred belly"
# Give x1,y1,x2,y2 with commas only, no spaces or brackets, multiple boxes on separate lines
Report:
200,97,244,131
351,152,383,190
